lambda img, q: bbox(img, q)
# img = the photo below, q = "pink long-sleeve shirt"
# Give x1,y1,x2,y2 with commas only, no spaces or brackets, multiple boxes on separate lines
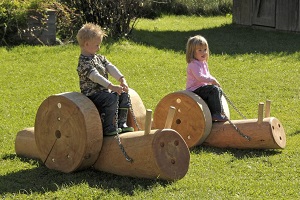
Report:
186,59,216,91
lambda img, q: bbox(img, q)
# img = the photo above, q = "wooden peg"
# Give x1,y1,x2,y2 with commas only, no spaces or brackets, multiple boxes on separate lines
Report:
164,106,176,129
265,100,271,117
144,109,152,135
258,102,264,124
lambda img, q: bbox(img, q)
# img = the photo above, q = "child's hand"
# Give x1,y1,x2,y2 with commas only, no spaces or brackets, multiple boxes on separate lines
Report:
108,84,123,95
212,80,221,87
119,77,129,93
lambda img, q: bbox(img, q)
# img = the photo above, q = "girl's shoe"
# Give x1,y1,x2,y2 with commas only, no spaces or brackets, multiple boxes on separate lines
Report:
212,114,227,122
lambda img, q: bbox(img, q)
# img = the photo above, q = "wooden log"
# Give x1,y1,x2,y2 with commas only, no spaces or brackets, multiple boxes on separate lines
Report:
153,90,230,148
15,127,40,160
203,117,286,149
93,129,190,181
34,92,103,173
127,88,147,131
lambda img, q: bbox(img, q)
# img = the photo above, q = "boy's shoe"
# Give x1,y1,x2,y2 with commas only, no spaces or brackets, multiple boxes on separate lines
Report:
120,126,134,133
104,128,122,136
118,108,134,133
212,113,228,122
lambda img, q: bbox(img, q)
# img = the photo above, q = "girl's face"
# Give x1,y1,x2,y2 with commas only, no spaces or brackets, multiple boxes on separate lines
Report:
194,44,208,62
83,37,102,55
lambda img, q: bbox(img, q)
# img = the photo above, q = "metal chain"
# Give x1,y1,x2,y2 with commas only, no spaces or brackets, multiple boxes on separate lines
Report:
223,92,247,119
113,94,133,163
222,92,251,141
127,93,141,131
225,117,251,141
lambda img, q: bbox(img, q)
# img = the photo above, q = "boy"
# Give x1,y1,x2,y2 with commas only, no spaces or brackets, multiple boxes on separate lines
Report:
76,23,134,135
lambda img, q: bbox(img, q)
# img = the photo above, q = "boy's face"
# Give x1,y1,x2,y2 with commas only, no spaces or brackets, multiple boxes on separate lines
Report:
194,44,208,62
83,37,102,55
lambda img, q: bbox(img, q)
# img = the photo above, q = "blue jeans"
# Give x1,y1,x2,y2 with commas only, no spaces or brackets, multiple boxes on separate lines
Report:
193,85,223,115
88,91,130,133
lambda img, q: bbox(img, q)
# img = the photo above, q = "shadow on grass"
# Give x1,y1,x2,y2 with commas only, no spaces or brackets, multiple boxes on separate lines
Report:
1,154,170,196
290,130,300,136
190,145,282,159
129,24,300,55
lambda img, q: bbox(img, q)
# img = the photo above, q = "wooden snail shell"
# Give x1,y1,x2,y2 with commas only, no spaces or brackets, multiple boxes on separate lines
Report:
34,92,103,173
153,90,230,148
127,88,147,131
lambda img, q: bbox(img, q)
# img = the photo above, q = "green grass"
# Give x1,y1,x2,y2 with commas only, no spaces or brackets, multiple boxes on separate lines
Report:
1,15,300,199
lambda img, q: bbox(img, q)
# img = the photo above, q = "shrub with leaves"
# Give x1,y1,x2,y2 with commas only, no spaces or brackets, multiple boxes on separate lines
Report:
0,0,29,45
61,0,144,38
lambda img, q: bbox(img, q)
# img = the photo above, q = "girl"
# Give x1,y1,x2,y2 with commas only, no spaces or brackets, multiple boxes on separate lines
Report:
185,35,227,122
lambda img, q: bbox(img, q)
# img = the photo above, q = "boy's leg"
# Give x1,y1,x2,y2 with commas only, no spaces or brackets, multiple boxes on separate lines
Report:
88,91,121,135
118,92,134,132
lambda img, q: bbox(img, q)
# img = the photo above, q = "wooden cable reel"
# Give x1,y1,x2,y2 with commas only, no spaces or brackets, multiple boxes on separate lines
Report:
127,88,146,131
153,90,230,148
34,92,103,173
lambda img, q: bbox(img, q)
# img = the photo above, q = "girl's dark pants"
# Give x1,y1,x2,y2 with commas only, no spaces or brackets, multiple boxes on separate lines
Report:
193,85,223,115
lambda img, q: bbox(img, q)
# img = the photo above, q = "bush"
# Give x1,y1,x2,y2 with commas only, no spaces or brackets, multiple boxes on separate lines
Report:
0,0,232,46
0,0,29,45
61,0,144,38
0,0,81,46
141,0,232,18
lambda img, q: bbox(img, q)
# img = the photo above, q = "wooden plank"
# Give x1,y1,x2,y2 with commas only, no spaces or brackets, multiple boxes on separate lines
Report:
233,0,253,25
252,0,276,27
288,0,300,31
276,0,289,30
277,0,300,32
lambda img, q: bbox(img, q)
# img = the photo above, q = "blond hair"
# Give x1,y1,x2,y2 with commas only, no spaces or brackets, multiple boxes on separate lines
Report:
186,35,209,63
76,23,107,47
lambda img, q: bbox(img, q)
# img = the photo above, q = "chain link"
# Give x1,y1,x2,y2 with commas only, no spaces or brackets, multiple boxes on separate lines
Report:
222,92,251,141
128,93,141,131
113,94,133,163
223,92,247,119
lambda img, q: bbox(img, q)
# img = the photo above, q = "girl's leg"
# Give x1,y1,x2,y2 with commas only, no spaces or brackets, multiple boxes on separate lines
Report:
193,85,226,121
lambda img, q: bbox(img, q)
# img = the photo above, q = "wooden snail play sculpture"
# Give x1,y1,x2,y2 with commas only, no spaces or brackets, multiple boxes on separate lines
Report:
15,88,190,181
153,90,286,149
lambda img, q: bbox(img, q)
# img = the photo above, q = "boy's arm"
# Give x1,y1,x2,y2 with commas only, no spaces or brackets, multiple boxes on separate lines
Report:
89,70,112,88
89,70,124,95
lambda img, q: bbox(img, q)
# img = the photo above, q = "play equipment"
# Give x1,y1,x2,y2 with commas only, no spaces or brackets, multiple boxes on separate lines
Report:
93,109,190,181
203,101,286,149
153,90,230,148
34,92,103,173
15,127,40,159
153,90,286,149
15,88,190,180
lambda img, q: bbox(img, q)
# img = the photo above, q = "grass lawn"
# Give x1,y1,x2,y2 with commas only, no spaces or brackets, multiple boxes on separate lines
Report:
0,15,300,199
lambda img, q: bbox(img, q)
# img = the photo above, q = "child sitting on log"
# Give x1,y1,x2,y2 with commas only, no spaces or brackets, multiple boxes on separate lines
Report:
76,23,134,135
185,35,227,122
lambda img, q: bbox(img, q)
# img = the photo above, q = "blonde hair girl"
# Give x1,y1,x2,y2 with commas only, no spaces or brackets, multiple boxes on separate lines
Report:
185,35,227,122
186,35,209,63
